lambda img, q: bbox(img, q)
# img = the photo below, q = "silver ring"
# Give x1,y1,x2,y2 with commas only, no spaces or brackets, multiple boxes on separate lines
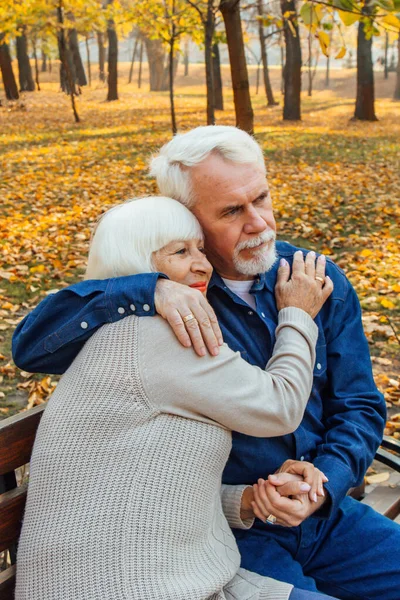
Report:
266,514,277,524
183,313,196,324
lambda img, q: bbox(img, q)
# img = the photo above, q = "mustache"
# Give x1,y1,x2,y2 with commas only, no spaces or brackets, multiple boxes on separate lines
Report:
235,231,276,253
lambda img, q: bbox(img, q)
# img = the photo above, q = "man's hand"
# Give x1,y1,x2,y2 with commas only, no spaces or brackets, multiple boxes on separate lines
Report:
155,279,223,357
252,477,328,527
251,461,329,527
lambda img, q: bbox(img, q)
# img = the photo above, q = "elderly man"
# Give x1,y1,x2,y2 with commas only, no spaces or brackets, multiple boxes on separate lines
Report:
13,126,399,599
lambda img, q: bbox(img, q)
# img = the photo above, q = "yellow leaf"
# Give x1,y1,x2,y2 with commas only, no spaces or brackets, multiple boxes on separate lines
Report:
360,249,373,257
380,298,395,309
381,13,400,31
392,284,400,293
317,30,330,57
335,46,346,59
337,9,360,26
365,472,390,485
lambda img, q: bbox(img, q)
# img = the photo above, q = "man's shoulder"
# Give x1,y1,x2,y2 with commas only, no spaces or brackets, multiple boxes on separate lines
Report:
276,241,349,301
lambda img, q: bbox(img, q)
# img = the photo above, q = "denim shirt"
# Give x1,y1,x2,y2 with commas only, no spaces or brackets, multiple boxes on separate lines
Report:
12,241,385,519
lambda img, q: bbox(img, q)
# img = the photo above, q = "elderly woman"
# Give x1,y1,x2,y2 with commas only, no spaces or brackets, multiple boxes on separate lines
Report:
16,197,334,600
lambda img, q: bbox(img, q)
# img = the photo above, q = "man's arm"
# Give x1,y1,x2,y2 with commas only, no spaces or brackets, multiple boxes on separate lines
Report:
12,274,223,374
12,274,162,374
311,280,386,515
253,270,385,525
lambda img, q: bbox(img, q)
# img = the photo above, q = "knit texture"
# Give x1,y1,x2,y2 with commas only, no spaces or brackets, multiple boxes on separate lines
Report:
16,307,316,600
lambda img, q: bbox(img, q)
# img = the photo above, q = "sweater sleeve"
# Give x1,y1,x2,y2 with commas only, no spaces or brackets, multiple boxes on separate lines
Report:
220,484,255,530
139,307,318,438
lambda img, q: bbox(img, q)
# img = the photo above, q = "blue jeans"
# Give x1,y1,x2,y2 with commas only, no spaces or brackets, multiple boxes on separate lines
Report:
236,497,400,600
290,589,337,600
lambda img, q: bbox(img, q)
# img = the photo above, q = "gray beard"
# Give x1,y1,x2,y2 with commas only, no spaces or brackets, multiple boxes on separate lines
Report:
232,232,277,276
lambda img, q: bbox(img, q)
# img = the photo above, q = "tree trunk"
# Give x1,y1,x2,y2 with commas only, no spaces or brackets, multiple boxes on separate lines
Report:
85,35,91,86
281,0,301,120
184,38,189,76
220,0,254,133
0,37,19,100
325,55,330,87
41,48,47,72
16,29,35,91
144,37,167,91
57,2,80,122
384,32,389,80
128,34,139,83
213,43,224,110
106,7,118,101
257,0,277,106
394,34,400,100
280,32,285,94
353,14,377,121
138,39,143,88
97,31,106,82
32,36,41,91
169,40,177,134
68,28,87,87
204,1,215,125
162,54,179,90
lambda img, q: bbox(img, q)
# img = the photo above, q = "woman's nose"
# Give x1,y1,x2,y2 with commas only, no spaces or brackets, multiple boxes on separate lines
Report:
191,251,212,274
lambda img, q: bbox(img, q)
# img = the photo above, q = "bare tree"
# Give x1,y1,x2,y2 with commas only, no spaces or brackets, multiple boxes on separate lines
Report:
281,0,301,120
0,35,19,100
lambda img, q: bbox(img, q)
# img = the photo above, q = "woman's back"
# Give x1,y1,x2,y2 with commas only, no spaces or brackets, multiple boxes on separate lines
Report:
16,315,240,600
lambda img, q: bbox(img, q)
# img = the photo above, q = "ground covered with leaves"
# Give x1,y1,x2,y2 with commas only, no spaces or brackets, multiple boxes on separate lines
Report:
0,65,399,432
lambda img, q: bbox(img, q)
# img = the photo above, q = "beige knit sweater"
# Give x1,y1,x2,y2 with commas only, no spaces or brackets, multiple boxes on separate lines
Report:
16,307,317,600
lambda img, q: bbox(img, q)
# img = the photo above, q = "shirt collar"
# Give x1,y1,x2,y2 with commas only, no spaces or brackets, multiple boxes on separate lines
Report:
209,259,279,295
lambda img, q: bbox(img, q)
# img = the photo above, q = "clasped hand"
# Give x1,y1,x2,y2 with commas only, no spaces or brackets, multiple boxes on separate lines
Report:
250,460,329,528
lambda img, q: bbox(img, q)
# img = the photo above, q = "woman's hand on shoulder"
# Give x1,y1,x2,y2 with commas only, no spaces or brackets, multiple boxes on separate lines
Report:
275,251,334,319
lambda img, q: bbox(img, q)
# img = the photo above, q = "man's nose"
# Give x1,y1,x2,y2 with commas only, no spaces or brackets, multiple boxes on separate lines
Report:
243,206,268,235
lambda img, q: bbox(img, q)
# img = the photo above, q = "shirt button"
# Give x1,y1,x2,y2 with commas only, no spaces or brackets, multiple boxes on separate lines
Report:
117,307,125,315
300,455,305,461
248,311,253,316
130,304,136,312
261,312,266,318
317,363,322,370
80,321,88,329
143,304,150,312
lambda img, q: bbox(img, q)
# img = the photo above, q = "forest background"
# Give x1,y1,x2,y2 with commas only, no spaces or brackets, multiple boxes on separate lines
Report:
0,0,399,443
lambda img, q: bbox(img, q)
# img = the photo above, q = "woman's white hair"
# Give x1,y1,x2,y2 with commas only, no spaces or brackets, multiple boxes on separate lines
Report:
85,196,203,280
149,125,266,208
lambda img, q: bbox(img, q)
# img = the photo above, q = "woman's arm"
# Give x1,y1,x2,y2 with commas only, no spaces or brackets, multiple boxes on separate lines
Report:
139,306,318,438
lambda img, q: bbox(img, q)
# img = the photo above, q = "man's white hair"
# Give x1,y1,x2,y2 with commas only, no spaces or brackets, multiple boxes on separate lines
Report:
149,126,266,208
85,196,203,280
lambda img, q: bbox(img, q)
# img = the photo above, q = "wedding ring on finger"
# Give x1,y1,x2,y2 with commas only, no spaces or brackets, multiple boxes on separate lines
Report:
183,313,196,324
266,514,277,525
315,276,325,284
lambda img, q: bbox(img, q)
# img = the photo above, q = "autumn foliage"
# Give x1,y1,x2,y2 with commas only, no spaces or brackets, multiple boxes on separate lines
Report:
0,66,399,430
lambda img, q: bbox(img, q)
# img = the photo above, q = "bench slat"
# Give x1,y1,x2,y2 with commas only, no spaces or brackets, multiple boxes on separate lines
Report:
0,564,16,600
0,484,28,553
362,485,400,520
0,404,45,475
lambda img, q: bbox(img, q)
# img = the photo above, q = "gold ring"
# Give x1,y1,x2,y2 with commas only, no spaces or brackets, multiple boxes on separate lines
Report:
183,313,196,323
266,514,277,524
315,276,325,284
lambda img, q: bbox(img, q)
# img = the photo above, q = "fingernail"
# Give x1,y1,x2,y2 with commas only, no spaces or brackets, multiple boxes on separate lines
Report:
300,483,311,491
199,348,206,356
319,254,326,263
295,250,302,256
313,493,318,503
280,258,288,267
218,337,224,346
325,275,331,281
212,347,219,356
308,251,315,258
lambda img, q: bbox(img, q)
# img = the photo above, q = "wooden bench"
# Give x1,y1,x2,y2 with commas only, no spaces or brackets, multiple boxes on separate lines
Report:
1,406,399,599
0,404,45,599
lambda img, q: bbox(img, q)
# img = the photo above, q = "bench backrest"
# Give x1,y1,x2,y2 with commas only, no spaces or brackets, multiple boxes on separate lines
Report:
0,404,46,600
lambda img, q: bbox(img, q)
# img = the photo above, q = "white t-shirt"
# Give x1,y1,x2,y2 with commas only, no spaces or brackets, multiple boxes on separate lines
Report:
222,278,256,310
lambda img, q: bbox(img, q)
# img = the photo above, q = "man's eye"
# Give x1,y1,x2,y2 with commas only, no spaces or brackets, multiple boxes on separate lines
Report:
225,207,239,217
